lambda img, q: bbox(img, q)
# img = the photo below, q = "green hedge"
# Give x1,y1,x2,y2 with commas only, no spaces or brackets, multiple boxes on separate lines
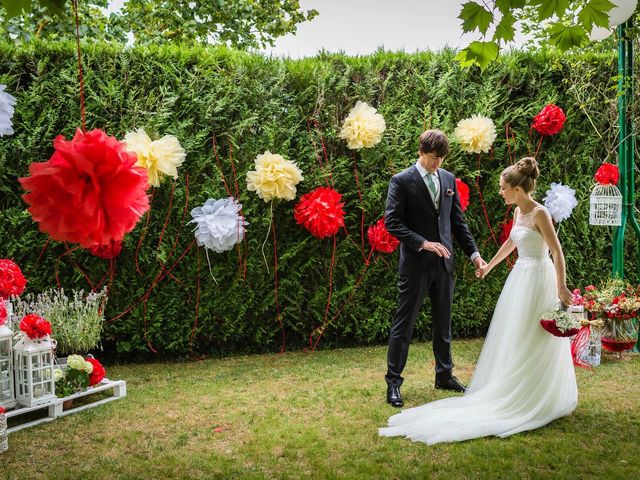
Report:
0,41,636,360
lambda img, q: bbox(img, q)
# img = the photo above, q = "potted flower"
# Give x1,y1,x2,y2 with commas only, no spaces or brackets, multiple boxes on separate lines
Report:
582,279,640,354
12,288,107,357
55,354,107,408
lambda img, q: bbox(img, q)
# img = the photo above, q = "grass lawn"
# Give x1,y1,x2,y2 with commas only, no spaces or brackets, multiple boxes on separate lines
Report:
2,339,639,479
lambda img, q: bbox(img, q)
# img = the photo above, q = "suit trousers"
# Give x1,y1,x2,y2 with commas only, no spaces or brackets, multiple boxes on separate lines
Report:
385,259,454,387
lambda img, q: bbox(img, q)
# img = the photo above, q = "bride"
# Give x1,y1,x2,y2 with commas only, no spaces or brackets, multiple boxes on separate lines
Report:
379,157,577,445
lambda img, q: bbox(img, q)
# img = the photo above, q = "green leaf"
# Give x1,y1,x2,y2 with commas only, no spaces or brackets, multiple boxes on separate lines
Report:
548,23,589,50
495,0,526,14
458,1,494,34
0,0,32,17
578,0,615,32
40,0,68,16
531,0,570,20
455,41,499,70
494,11,516,42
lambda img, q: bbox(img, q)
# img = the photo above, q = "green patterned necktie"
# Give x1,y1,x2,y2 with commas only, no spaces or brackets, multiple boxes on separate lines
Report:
425,173,438,208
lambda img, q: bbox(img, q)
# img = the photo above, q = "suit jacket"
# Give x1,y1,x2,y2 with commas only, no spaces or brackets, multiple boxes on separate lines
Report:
384,165,477,275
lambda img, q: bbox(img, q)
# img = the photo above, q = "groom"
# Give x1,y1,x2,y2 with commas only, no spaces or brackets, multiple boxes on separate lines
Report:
384,129,485,407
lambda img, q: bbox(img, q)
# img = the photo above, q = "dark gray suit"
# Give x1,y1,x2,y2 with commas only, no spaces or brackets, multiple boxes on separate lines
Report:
384,165,478,387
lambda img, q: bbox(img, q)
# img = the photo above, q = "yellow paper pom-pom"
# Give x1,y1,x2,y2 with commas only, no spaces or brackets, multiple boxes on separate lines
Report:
338,101,386,150
246,151,303,202
454,115,497,154
124,128,186,187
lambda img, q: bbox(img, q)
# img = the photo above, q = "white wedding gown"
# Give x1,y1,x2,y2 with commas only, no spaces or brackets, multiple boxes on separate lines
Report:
379,206,578,445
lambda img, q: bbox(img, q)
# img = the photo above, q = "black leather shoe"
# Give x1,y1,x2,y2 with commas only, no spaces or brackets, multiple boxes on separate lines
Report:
386,386,404,407
435,375,466,393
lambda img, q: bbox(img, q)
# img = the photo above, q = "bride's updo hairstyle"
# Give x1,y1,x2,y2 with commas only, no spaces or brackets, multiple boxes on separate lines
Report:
501,157,540,193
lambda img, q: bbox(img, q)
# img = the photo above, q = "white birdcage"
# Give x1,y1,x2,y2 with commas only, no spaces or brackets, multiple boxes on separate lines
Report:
13,333,56,408
589,184,622,226
0,320,15,410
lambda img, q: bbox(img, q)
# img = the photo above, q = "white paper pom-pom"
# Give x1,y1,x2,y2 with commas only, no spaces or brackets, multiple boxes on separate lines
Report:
0,84,17,137
190,197,247,253
543,182,578,223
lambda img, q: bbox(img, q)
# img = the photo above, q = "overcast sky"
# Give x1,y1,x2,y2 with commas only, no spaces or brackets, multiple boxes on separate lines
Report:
106,0,530,56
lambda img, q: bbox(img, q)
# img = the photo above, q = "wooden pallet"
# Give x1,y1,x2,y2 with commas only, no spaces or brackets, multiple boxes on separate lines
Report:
4,379,126,434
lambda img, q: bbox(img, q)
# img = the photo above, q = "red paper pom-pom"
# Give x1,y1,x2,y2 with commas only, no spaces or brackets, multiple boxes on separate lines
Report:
88,239,123,259
455,178,470,212
0,259,27,300
367,218,400,253
499,218,514,244
0,301,7,326
532,104,566,136
294,187,345,239
19,128,150,248
19,313,52,339
540,319,579,337
0,406,5,414
594,163,619,186
86,357,106,386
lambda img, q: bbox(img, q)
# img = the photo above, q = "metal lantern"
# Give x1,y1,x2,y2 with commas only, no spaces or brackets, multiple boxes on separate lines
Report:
589,184,622,226
0,321,15,410
13,334,56,407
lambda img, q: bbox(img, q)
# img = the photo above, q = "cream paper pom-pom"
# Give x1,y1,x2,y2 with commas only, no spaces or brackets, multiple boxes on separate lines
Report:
338,101,386,150
246,151,303,202
454,115,497,154
124,128,186,187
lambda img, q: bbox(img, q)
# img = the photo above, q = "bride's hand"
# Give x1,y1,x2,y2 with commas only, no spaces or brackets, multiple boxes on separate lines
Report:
475,265,491,279
559,285,573,307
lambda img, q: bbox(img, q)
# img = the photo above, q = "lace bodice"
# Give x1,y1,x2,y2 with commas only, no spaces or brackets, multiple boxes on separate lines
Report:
510,205,549,260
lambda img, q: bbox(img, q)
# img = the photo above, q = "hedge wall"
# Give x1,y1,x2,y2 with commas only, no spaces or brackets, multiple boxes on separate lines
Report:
0,41,636,360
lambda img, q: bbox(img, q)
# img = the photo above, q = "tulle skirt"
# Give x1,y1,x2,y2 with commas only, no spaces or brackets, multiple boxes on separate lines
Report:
379,257,578,445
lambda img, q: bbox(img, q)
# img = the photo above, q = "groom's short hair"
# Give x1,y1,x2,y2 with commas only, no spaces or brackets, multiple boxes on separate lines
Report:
419,129,449,157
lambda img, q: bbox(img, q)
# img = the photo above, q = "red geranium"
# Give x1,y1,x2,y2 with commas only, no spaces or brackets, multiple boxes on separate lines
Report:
367,218,400,253
19,128,150,248
532,104,566,136
86,357,106,386
594,163,620,186
0,301,7,326
499,218,514,244
19,313,52,339
455,178,470,212
294,187,345,239
0,259,27,300
88,239,123,259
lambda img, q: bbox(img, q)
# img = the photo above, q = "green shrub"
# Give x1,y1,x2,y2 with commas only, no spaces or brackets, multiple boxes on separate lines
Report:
0,41,636,359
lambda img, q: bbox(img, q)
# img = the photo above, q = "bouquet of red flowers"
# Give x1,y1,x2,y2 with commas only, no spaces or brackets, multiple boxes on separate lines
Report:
539,309,581,337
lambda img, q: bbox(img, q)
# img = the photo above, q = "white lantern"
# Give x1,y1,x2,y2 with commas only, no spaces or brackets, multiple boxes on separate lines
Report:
13,333,56,407
0,321,15,410
589,184,622,226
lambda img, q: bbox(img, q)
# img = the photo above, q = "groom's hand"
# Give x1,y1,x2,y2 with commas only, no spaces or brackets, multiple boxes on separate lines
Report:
421,240,450,258
472,256,486,269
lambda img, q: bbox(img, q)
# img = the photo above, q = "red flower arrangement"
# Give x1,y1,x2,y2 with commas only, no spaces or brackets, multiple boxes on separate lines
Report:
367,218,400,253
88,239,123,259
294,187,345,239
594,163,620,186
499,218,514,244
19,128,150,248
19,313,52,339
455,178,470,212
86,357,106,386
0,301,7,326
532,104,566,136
0,259,27,300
